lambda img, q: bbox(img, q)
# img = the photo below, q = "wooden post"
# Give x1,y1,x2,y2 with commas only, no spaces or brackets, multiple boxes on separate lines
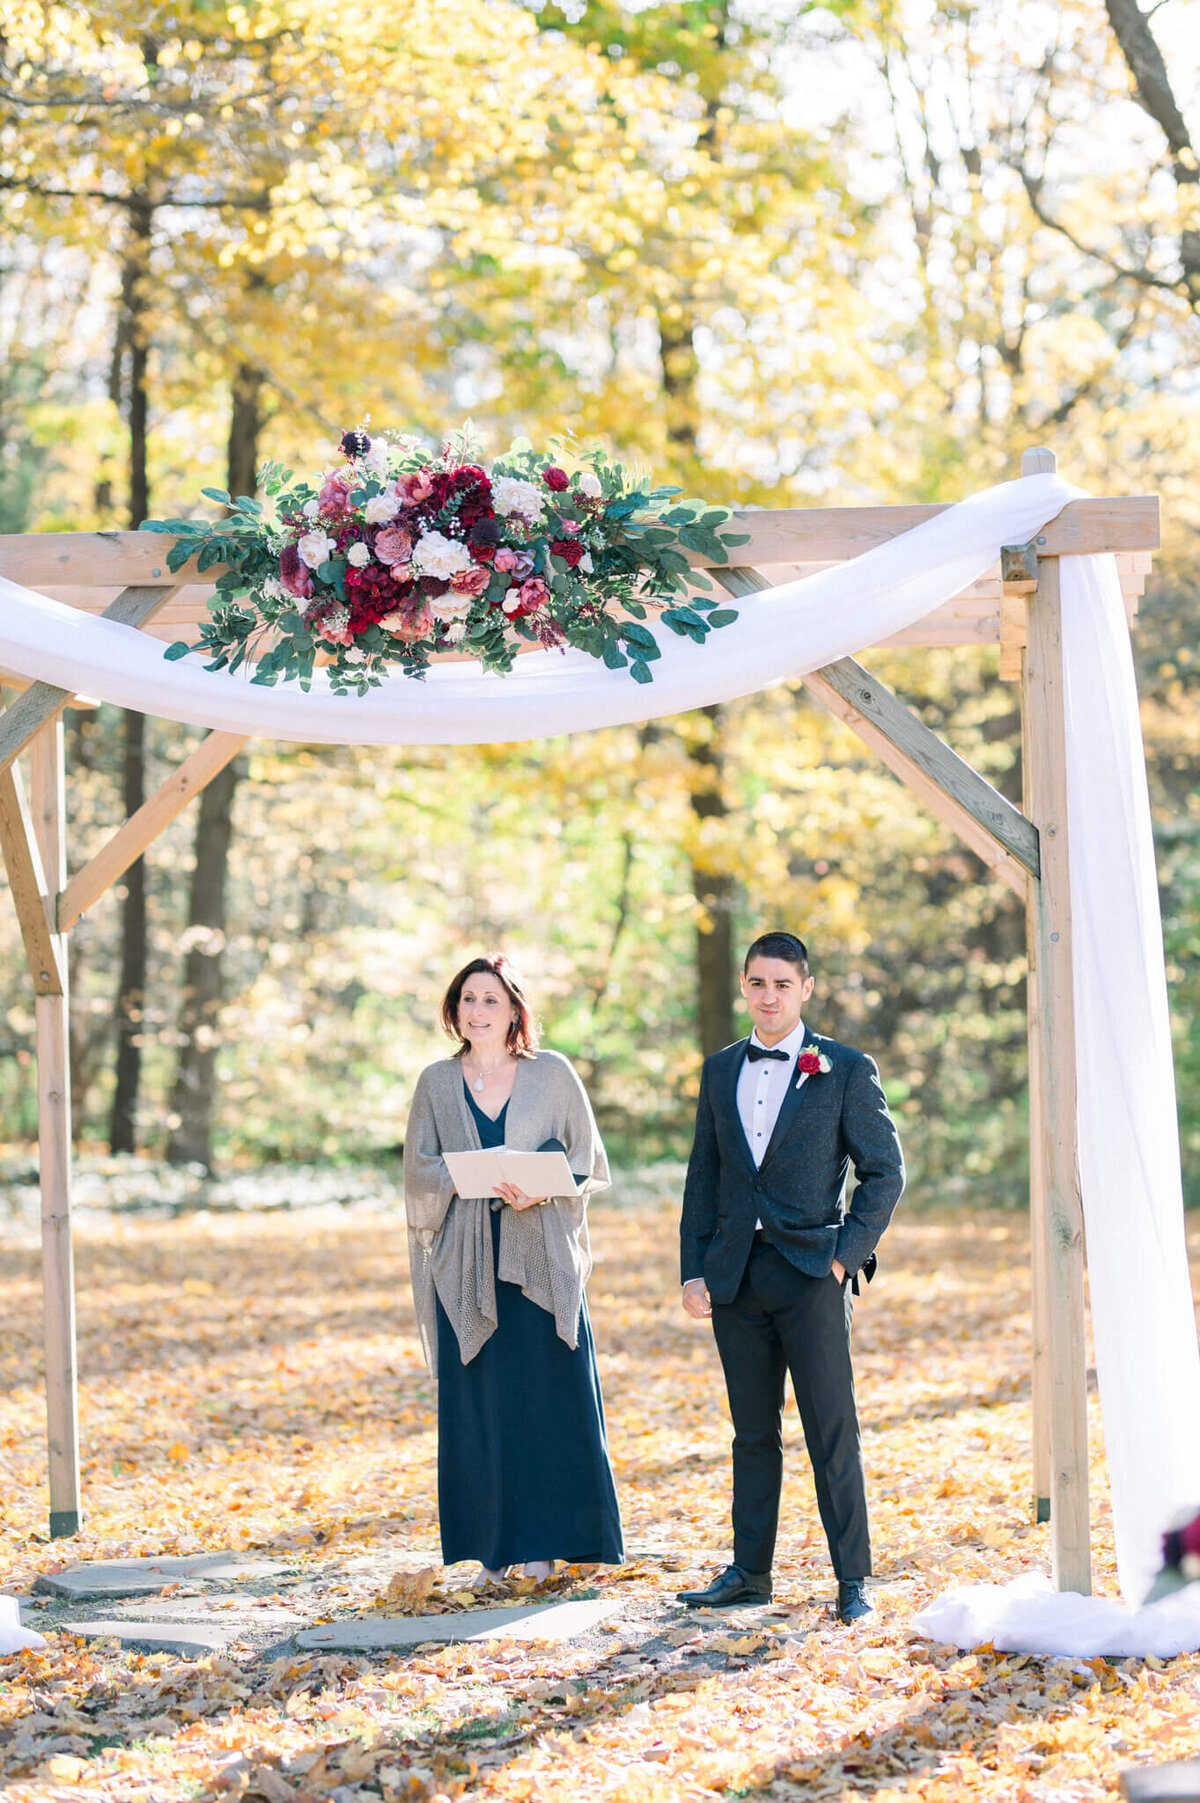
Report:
1020,446,1090,1590
29,721,82,1538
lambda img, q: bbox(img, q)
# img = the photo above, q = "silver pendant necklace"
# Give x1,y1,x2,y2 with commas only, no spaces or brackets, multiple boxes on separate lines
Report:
473,1071,486,1094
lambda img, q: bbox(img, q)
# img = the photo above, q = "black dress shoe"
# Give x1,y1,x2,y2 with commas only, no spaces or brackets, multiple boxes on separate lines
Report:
836,1579,873,1623
676,1564,773,1608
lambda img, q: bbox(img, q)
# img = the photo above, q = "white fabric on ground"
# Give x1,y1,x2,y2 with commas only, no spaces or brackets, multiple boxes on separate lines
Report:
914,1572,1200,1659
0,1594,45,1654
3,471,1198,1646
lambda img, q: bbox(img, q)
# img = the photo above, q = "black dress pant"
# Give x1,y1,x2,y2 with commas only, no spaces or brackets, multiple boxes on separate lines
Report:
710,1236,870,1580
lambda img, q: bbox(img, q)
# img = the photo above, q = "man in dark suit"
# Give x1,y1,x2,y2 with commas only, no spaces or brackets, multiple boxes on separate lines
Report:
678,931,904,1623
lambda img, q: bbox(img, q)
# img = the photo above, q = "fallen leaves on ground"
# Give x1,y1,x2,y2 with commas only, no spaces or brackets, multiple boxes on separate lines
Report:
2,1192,1200,1801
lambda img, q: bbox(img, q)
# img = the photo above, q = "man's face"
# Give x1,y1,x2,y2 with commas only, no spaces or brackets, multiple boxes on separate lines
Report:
740,956,815,1045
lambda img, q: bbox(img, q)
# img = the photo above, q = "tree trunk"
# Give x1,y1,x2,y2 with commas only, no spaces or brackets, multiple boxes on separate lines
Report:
689,704,737,1055
165,756,242,1171
164,364,258,1169
107,194,155,1153
108,710,147,1152
657,305,739,1053
226,360,265,501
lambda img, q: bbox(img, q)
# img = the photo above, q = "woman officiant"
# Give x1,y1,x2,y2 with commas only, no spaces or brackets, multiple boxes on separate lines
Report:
403,953,624,1582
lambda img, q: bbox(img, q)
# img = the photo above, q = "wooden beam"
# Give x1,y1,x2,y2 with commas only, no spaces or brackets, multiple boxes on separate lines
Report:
0,532,205,587
0,759,66,995
802,670,1028,901
0,585,181,776
713,566,1040,878
1023,549,1091,1593
29,722,82,1537
58,730,249,931
0,494,1159,592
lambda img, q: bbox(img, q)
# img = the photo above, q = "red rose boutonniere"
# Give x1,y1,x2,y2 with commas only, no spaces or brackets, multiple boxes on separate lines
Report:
796,1047,832,1088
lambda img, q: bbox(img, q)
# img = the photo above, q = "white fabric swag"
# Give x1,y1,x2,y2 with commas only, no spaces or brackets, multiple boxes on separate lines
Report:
3,471,1199,1653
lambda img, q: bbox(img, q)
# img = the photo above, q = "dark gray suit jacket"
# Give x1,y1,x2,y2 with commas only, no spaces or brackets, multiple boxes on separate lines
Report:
679,1029,904,1303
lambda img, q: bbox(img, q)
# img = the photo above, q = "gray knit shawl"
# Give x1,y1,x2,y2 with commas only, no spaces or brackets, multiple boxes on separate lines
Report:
403,1049,610,1373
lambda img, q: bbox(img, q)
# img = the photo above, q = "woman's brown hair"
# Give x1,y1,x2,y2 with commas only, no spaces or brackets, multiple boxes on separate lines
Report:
439,954,539,1058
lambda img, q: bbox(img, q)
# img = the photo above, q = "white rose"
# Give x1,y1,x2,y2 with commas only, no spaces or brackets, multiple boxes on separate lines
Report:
343,647,367,664
445,621,467,645
260,576,286,600
364,439,392,478
412,529,475,581
364,488,400,525
578,552,594,573
501,590,523,616
434,589,473,620
577,470,602,498
302,498,321,519
297,530,336,569
346,541,371,567
491,476,545,523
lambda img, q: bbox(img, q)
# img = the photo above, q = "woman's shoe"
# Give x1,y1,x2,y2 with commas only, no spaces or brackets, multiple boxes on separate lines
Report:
473,1566,510,1585
522,1560,553,1582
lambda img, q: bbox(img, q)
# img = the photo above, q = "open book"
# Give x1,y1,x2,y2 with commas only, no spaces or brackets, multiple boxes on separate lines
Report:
443,1147,581,1201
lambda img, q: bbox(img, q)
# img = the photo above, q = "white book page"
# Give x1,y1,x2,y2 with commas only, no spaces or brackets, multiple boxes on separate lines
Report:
443,1148,580,1200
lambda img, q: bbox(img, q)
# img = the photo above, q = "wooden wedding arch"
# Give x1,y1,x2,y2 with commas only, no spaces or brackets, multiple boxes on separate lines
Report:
0,448,1162,1596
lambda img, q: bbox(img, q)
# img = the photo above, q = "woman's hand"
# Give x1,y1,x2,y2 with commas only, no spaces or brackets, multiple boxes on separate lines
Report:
495,1183,547,1211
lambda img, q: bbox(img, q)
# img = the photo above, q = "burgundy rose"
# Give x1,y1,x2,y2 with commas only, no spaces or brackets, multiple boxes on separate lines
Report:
551,537,585,568
797,1050,823,1075
1181,1513,1200,1559
279,544,313,599
544,466,569,492
339,427,371,457
374,525,414,567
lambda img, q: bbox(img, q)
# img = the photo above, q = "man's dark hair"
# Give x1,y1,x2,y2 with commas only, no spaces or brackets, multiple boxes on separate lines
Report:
743,931,810,976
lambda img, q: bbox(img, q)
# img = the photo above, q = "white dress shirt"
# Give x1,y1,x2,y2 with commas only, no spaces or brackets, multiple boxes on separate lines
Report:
736,1018,806,1170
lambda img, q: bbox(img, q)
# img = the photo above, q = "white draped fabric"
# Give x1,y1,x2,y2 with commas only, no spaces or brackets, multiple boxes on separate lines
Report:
2,471,1198,1650
0,1594,45,1655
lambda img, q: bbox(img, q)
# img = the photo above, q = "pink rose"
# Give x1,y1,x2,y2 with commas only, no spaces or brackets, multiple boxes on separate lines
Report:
401,471,435,504
320,623,356,647
318,471,353,511
379,604,434,643
493,546,521,572
518,578,549,609
374,525,414,567
449,565,489,598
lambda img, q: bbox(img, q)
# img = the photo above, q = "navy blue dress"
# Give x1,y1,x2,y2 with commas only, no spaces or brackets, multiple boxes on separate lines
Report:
434,1084,624,1569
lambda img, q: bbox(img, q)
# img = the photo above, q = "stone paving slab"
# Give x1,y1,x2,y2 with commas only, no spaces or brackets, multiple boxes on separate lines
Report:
297,1598,623,1651
61,1618,233,1655
34,1554,290,1601
113,1595,308,1627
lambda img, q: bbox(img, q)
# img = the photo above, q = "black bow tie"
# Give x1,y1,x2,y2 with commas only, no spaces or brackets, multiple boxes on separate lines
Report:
746,1044,791,1062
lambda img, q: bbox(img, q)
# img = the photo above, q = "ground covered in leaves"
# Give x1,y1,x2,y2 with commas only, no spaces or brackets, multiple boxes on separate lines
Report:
3,1182,1200,1801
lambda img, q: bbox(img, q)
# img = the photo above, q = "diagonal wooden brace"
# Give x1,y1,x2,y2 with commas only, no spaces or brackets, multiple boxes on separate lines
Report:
0,760,66,993
58,730,249,931
0,585,181,776
711,564,1041,880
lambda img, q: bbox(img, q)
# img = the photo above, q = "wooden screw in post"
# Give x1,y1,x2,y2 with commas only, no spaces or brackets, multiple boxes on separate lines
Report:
1020,446,1091,1591
29,721,82,1539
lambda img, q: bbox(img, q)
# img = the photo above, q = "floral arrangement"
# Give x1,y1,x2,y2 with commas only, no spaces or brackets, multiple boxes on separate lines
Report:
1145,1507,1200,1602
144,426,747,693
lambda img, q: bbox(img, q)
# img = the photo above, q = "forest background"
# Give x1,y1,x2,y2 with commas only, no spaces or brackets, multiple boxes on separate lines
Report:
1,0,1197,1207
